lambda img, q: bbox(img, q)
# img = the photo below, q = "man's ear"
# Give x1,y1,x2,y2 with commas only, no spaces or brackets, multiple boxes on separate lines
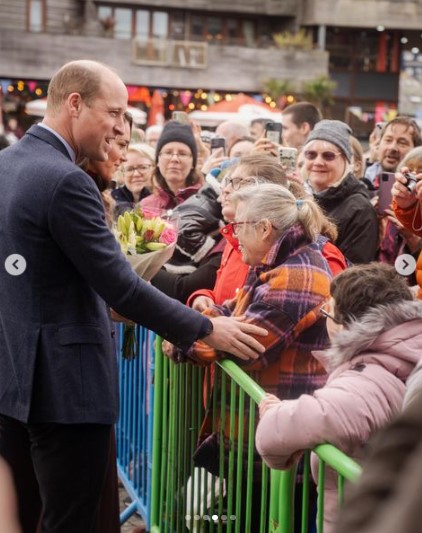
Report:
67,92,83,117
300,122,311,136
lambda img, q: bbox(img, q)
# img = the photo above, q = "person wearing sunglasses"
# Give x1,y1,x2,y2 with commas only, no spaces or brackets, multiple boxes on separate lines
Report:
257,262,422,533
303,119,378,264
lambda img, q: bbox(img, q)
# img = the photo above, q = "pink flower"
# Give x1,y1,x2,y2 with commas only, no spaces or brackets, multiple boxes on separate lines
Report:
159,226,177,245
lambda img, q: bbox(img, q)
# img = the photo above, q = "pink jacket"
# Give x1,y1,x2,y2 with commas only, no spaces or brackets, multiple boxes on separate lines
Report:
256,300,422,533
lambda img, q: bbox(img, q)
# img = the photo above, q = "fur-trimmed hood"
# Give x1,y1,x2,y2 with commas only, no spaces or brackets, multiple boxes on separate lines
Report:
314,299,422,372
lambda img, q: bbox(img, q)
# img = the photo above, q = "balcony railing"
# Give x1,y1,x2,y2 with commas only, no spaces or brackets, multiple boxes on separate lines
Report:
132,38,208,69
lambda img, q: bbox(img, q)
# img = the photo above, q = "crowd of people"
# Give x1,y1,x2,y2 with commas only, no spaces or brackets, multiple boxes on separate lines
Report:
1,59,422,532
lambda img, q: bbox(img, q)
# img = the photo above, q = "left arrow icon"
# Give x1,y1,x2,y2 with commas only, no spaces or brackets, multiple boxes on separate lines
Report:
4,254,27,276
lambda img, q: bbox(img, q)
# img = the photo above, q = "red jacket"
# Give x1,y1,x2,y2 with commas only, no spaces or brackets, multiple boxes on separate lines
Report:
188,225,347,308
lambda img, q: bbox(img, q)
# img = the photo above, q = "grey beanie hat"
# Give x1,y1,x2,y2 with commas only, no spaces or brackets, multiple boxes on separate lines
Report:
306,119,352,162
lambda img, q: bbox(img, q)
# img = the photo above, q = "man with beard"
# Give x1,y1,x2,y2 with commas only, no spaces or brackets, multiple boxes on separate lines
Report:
365,116,422,185
363,117,422,267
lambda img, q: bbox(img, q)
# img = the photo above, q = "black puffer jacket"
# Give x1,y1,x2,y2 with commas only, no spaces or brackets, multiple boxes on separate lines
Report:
313,173,378,264
165,183,223,274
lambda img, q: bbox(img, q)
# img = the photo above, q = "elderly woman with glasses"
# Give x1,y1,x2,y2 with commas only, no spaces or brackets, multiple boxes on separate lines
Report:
140,120,203,212
169,183,333,397
303,119,378,264
256,262,422,533
111,143,154,206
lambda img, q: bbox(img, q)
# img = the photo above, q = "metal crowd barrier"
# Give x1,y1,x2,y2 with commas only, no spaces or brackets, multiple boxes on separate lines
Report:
115,325,156,529
116,326,362,532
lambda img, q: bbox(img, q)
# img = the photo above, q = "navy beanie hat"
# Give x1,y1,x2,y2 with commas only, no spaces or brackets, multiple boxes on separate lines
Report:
156,120,198,168
306,119,353,162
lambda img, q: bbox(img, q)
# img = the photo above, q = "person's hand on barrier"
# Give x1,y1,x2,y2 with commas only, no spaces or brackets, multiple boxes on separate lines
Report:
203,315,267,361
191,295,214,312
259,393,281,418
161,339,176,360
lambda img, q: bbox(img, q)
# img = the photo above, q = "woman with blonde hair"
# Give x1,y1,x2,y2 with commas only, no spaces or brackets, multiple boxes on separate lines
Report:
112,143,154,205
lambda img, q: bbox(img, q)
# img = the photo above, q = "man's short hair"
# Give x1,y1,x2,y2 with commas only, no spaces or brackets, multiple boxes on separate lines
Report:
47,61,105,113
331,262,413,325
381,116,422,147
282,101,322,129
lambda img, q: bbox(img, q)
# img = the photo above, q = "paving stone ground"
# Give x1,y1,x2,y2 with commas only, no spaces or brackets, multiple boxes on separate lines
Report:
119,482,146,533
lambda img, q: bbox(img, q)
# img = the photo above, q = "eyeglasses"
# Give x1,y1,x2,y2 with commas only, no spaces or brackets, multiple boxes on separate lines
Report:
222,176,259,191
304,150,342,162
159,151,192,161
123,165,153,175
320,302,342,324
230,220,278,236
230,220,260,236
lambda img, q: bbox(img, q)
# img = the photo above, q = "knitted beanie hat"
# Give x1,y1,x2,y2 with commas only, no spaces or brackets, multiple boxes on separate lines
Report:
155,120,197,168
306,119,352,162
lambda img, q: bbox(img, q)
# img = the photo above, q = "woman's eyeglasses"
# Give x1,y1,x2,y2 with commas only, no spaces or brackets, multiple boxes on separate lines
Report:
222,176,259,191
230,220,259,236
304,150,342,162
320,302,342,324
159,151,192,161
123,165,153,175
230,219,278,236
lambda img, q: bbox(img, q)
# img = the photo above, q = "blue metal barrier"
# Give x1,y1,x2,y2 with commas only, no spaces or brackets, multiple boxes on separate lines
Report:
115,324,156,529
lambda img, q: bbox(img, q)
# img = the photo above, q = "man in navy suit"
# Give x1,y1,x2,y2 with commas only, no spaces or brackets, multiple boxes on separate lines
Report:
0,60,266,532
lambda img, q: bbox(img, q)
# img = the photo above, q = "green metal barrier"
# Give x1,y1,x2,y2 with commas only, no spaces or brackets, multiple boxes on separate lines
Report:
150,339,362,533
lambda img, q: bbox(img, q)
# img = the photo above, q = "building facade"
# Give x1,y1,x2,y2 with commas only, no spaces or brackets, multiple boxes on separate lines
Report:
1,0,422,128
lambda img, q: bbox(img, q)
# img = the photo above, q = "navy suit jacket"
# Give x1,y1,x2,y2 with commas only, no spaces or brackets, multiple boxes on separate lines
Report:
0,125,210,424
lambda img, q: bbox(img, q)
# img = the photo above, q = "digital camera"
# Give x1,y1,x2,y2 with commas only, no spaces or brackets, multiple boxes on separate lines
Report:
403,171,418,193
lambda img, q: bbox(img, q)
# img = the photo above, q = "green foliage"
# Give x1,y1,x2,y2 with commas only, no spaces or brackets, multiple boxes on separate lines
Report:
264,79,297,101
301,75,337,108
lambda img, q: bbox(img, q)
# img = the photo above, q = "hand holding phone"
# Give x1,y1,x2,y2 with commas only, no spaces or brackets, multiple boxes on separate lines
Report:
279,146,298,173
264,123,282,145
377,172,396,214
210,137,226,156
172,111,190,124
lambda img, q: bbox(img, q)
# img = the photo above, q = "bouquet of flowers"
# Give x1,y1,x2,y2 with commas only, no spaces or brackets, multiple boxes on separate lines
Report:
114,207,177,358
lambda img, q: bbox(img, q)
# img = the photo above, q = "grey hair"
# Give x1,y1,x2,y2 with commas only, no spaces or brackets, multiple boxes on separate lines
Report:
231,183,325,241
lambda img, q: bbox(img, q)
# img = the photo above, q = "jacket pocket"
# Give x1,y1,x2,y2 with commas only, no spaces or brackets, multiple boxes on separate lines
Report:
57,325,103,346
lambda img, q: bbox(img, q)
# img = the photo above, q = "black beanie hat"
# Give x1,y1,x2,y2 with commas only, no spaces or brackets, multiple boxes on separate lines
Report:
156,120,197,168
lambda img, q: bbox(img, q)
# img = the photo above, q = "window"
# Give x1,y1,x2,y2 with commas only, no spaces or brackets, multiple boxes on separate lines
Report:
135,10,149,39
27,0,46,32
207,17,222,41
170,13,185,40
152,12,168,39
114,8,132,40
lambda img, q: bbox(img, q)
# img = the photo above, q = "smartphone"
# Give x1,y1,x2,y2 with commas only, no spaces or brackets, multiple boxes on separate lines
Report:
374,121,386,140
279,146,298,173
265,123,283,144
172,111,190,124
377,172,395,214
210,137,226,156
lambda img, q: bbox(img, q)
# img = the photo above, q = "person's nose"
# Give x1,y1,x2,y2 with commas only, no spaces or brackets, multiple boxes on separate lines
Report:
114,115,125,136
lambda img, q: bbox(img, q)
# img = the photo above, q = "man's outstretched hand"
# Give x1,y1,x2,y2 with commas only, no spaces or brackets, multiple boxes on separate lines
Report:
204,315,267,361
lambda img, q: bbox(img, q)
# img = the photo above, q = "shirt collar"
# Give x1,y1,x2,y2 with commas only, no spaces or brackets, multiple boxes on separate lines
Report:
38,123,76,163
